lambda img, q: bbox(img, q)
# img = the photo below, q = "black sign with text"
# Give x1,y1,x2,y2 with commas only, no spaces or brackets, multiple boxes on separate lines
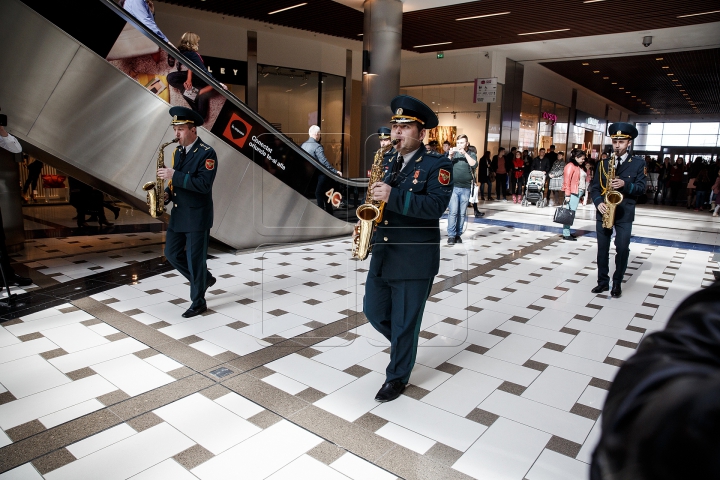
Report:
202,56,248,86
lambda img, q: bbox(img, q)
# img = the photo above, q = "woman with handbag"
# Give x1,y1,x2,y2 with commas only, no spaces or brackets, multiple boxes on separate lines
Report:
467,146,484,217
548,152,566,206
560,151,586,241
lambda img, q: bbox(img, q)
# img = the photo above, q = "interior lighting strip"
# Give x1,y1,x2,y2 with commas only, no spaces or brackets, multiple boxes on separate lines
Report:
518,28,570,36
457,12,511,21
414,42,452,48
268,3,307,15
677,10,720,18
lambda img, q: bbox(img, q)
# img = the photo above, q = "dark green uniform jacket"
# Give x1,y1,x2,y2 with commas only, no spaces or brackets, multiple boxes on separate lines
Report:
589,154,647,223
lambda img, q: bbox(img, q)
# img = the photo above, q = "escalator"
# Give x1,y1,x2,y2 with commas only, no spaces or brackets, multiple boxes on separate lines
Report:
0,0,365,250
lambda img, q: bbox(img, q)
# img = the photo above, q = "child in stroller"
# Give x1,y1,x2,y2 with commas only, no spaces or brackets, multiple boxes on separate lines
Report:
521,170,547,207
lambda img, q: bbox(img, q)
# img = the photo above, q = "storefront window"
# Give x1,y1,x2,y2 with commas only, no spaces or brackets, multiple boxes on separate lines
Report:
634,122,720,151
320,73,345,171
537,99,555,152
519,93,540,153
553,104,569,151
486,84,503,156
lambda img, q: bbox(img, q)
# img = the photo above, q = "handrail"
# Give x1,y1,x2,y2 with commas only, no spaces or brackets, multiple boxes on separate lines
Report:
98,0,368,188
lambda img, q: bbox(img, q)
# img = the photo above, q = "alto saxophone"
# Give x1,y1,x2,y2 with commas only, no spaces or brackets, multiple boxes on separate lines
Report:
601,152,624,229
143,138,179,218
351,140,398,260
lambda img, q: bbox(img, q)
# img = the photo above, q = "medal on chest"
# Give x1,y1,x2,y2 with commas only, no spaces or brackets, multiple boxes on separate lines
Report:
412,170,419,184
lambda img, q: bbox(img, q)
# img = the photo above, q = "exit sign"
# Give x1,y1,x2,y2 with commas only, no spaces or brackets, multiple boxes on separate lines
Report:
437,52,444,59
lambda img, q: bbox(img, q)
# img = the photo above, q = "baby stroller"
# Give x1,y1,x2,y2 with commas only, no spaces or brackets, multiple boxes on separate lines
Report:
521,170,547,207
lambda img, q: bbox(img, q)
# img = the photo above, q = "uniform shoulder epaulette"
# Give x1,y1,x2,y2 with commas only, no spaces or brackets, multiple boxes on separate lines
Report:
200,143,212,151
425,151,442,158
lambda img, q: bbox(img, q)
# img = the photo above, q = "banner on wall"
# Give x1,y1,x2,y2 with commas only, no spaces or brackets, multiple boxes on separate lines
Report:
473,77,497,103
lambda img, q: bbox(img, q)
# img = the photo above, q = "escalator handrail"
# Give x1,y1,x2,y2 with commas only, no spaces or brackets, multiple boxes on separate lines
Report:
97,0,368,188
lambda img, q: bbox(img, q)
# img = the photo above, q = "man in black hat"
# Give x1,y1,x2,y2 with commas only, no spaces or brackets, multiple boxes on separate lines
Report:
588,122,646,298
378,126,392,150
361,95,453,402
158,106,218,317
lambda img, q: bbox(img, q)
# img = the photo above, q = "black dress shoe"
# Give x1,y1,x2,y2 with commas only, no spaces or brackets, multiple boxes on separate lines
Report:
447,237,455,245
591,285,609,294
562,235,577,241
455,236,463,243
611,284,622,298
182,304,207,318
374,381,406,402
206,275,217,289
2,274,33,287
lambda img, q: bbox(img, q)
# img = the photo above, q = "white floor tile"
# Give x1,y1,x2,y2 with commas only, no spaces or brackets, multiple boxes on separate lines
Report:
485,334,546,365
192,420,323,480
49,337,148,373
330,453,397,480
312,338,387,371
190,340,227,357
422,369,503,416
39,399,104,428
130,459,197,479
497,321,575,346
44,422,194,480
67,424,137,459
526,308,576,331
448,350,540,386
577,386,608,411
407,363,453,391
0,338,59,364
608,344,636,361
154,392,261,455
522,366,592,411
563,319,642,343
376,422,436,454
266,354,355,394
198,326,269,356
262,373,309,395
414,335,468,369
526,449,589,480
267,454,349,480
87,323,120,337
0,429,11,448
0,327,21,349
0,375,116,429
91,355,174,396
214,392,265,419
531,349,619,382
158,313,235,340
479,390,595,444
41,323,110,354
562,332,618,362
576,416,602,464
142,354,183,373
453,418,551,480
5,311,95,337
0,355,70,398
372,395,486,451
0,463,43,479
313,371,385,422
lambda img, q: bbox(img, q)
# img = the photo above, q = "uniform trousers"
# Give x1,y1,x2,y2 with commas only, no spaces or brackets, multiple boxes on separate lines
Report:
595,220,632,287
165,226,210,308
364,272,434,384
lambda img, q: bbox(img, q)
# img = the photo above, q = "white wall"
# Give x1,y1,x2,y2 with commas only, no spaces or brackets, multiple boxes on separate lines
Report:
400,49,497,87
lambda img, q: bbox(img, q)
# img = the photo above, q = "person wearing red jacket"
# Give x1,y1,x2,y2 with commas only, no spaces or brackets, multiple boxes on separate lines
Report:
510,150,525,203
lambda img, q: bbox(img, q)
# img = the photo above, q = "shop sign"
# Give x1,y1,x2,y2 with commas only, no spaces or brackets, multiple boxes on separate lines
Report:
473,77,497,103
542,111,557,124
575,110,606,132
203,56,248,85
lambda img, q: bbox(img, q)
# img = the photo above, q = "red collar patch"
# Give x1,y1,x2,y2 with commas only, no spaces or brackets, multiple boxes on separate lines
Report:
438,168,450,185
205,159,215,170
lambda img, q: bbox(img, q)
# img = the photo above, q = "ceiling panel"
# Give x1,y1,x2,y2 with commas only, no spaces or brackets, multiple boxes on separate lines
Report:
540,49,720,115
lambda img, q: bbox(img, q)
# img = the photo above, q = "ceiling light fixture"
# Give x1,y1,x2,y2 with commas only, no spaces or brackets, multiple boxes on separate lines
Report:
619,87,624,90
583,0,606,3
457,11,511,21
662,66,670,69
593,70,600,73
677,9,720,18
680,89,685,92
268,3,307,15
656,57,664,60
602,76,609,79
667,73,674,76
631,95,636,98
357,33,363,36
612,82,617,85
413,42,452,48
582,62,590,65
518,28,570,36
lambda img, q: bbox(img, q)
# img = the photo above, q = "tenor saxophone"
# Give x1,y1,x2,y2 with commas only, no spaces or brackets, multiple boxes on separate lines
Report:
143,138,179,218
351,140,398,260
601,152,624,229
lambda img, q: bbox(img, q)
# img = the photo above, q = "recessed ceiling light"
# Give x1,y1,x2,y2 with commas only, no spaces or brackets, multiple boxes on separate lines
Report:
582,62,590,65
680,89,685,92
518,28,570,36
602,76,609,79
593,70,600,73
583,0,605,3
457,11,511,21
676,84,682,86
672,79,679,82
631,95,636,98
667,73,674,76
677,9,720,18
662,66,670,69
612,82,617,85
656,57,664,60
625,91,631,94
357,33,363,36
413,42,452,48
268,3,307,15
619,87,624,90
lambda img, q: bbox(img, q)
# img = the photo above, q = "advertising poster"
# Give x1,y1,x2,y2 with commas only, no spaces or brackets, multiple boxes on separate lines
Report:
473,77,497,103
427,126,457,150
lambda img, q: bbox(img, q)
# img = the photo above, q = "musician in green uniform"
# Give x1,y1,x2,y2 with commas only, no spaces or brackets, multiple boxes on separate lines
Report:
588,122,646,298
158,107,218,317
362,96,453,402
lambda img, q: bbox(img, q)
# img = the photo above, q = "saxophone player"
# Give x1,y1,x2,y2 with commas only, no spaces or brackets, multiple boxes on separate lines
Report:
378,126,392,149
588,123,646,298
158,106,218,318
363,95,453,402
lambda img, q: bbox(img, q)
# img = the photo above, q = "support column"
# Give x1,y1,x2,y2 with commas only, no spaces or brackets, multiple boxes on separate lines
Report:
246,31,258,111
343,49,353,175
0,149,25,252
360,0,402,174
499,58,524,150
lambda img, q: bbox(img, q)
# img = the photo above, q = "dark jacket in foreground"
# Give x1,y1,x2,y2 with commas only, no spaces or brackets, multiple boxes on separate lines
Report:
166,137,217,232
369,149,453,280
591,281,720,480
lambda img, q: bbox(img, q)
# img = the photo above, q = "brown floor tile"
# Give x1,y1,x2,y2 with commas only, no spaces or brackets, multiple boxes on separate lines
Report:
545,436,583,458
304,320,325,329
403,384,430,400
375,444,475,480
616,339,638,349
122,308,144,316
543,342,566,352
168,366,195,380
127,412,164,432
489,329,510,338
18,332,44,342
352,412,388,432
297,387,326,403
40,348,68,360
223,374,307,418
67,367,96,381
169,298,188,305
80,318,102,327
522,360,548,372
336,331,360,341
32,448,76,475
6,419,46,442
296,347,322,358
200,384,231,400
247,410,282,429
59,306,80,314
571,403,602,420
105,332,128,342
248,365,275,379
100,298,119,305
212,351,238,363
509,315,529,323
262,335,286,345
497,381,527,395
466,408,499,427
424,442,464,467
465,344,489,355
590,377,613,390
226,320,248,330
149,320,171,329
179,335,203,345
133,348,158,359
173,444,214,470
604,357,624,367
0,391,17,405
343,364,372,378
2,318,23,326
560,327,580,335
307,440,347,465
418,330,437,340
97,389,131,406
303,299,322,306
436,362,463,375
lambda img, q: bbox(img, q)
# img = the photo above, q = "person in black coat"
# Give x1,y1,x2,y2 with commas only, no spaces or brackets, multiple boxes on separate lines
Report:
477,151,492,200
490,147,512,201
591,280,720,480
159,107,218,318
22,159,44,202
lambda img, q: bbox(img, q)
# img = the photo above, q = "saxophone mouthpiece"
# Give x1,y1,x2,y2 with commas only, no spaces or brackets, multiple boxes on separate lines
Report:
391,139,400,146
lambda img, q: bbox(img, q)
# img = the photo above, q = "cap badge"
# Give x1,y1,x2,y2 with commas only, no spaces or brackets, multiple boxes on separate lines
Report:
173,115,178,122
396,108,403,115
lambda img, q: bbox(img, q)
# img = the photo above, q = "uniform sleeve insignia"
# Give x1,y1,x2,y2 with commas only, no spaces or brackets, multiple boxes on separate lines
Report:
438,169,450,185
205,159,215,170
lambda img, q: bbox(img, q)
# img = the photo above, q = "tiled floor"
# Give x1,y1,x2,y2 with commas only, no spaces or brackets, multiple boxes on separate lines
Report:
0,202,717,479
